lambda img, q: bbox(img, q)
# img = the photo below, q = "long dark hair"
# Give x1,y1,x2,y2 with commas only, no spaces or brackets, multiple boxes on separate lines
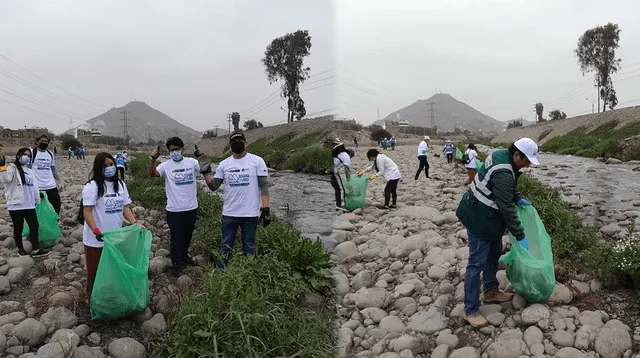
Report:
88,152,120,197
13,147,29,185
468,143,477,150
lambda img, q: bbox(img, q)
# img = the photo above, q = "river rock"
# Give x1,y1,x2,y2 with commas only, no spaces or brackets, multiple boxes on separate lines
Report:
7,256,35,269
337,328,353,357
574,325,598,350
354,287,388,309
524,325,543,346
549,282,574,304
40,307,78,333
0,276,10,295
449,347,480,358
352,270,373,290
392,334,423,353
594,322,632,358
486,339,527,358
335,241,358,261
108,337,146,358
11,318,47,346
71,346,107,358
551,330,575,347
605,158,622,164
522,304,550,325
407,307,447,334
379,315,405,333
142,314,167,335
334,271,350,297
50,328,81,348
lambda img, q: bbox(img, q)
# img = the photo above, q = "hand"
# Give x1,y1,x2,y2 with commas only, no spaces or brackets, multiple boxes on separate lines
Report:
57,178,65,192
150,146,160,161
259,207,271,228
519,237,529,250
93,227,104,242
518,198,531,206
369,174,377,181
200,161,212,175
357,169,367,177
194,145,204,158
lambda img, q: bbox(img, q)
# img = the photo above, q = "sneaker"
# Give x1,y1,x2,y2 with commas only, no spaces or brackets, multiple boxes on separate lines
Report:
464,313,489,328
389,204,397,209
335,206,349,212
31,248,51,257
483,290,514,303
182,255,196,266
18,249,27,256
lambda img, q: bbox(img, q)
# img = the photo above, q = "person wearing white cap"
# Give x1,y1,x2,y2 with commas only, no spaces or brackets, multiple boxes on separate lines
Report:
330,142,354,212
414,136,431,180
443,140,454,164
455,137,539,329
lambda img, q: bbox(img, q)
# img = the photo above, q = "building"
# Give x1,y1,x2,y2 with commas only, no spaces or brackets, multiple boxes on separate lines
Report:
0,126,51,139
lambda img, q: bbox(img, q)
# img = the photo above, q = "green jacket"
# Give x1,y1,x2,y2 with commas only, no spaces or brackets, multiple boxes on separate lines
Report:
456,149,525,242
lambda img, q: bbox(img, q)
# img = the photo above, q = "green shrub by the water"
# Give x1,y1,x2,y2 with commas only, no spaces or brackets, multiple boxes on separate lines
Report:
126,156,335,357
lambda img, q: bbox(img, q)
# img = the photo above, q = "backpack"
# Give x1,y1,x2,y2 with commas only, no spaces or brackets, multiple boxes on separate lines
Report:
462,153,470,164
29,148,53,168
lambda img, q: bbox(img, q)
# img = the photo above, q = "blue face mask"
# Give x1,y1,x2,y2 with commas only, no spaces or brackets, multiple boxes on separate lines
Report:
171,151,183,161
20,156,31,166
104,166,117,178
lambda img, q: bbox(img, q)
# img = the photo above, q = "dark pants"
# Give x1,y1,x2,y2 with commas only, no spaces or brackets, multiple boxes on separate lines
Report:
124,162,128,171
384,179,400,206
84,245,103,304
217,216,259,268
9,209,39,251
446,153,453,164
415,155,429,180
44,188,61,215
118,167,125,181
166,209,198,265
464,229,501,315
330,173,345,207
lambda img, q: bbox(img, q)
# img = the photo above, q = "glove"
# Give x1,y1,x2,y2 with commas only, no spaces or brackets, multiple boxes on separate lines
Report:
200,161,212,175
259,207,271,228
0,156,5,167
369,174,377,181
519,237,529,250
194,145,204,158
357,169,367,177
57,178,66,192
150,146,160,161
518,198,531,206
93,228,104,242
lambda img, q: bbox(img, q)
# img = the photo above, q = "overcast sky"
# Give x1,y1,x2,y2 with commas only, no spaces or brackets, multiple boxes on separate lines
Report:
1,0,639,134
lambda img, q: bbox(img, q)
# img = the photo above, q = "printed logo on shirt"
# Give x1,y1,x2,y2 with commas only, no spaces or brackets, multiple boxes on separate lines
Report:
172,168,195,186
227,169,250,187
104,193,124,214
24,175,34,186
34,158,51,171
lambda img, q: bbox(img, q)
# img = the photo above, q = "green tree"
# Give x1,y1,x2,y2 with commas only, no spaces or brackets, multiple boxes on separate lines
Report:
243,119,264,131
600,85,618,110
575,23,622,112
549,109,567,120
534,103,545,122
261,30,312,123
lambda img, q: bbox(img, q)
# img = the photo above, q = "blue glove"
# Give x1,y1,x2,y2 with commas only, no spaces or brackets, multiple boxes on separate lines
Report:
518,198,531,206
519,237,529,250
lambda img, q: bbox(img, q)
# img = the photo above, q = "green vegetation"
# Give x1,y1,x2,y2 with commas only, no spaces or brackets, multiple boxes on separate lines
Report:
126,156,335,357
540,121,640,160
213,132,332,174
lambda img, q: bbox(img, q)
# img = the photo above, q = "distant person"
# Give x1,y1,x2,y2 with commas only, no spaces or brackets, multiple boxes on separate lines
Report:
122,150,129,170
30,134,64,215
415,136,431,180
149,137,199,273
331,142,354,212
443,140,454,164
53,146,58,158
115,153,126,181
358,149,401,209
456,138,539,329
353,137,359,151
465,143,478,185
390,136,396,151
68,147,73,160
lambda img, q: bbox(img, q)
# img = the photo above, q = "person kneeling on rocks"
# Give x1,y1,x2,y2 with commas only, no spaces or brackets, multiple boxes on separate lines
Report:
455,138,539,328
358,149,401,209
200,132,271,268
82,153,140,304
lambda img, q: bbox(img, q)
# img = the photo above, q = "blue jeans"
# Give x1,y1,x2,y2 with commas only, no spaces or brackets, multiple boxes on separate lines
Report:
464,229,502,315
217,215,259,268
166,209,198,265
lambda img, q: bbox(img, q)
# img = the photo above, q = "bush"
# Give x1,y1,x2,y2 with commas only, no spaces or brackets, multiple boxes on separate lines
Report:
61,135,81,151
370,128,392,142
284,146,332,173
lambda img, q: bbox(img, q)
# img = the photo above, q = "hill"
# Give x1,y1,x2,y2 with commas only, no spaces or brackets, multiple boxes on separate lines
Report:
66,101,201,143
376,93,504,133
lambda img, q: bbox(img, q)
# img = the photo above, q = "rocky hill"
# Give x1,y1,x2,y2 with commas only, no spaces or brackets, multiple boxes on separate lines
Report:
376,93,504,133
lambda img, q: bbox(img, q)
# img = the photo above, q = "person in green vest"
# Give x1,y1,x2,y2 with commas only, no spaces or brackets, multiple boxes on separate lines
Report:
455,138,539,328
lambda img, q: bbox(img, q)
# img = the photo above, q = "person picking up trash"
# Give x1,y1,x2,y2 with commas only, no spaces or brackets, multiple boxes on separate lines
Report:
330,142,355,212
358,149,401,209
455,137,539,329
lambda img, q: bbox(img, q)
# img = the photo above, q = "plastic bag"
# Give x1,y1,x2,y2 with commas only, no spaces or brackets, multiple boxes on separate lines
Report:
500,205,556,302
22,191,60,248
342,174,369,212
455,148,463,161
475,159,483,171
91,225,152,320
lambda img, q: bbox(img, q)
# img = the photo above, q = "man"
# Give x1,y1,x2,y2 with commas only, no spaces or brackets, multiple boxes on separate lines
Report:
455,137,539,328
30,134,65,215
201,133,271,268
415,136,431,180
390,136,396,151
443,140,454,164
149,137,200,273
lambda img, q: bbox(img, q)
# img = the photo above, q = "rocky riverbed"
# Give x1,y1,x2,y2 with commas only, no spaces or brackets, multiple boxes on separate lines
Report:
331,146,639,358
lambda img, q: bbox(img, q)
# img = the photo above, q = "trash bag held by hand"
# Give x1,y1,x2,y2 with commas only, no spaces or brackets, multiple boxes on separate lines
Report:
22,191,60,248
475,159,484,171
91,225,152,320
499,205,556,302
342,174,369,212
455,148,463,161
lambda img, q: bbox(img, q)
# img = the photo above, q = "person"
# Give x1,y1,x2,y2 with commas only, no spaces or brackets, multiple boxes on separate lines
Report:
455,138,539,328
115,153,126,181
149,137,199,273
358,149,401,209
0,148,49,256
330,142,354,212
353,137,359,151
82,152,139,304
415,136,431,180
29,134,65,216
53,146,58,158
201,133,271,268
122,150,129,171
68,147,73,160
390,136,396,151
465,143,479,185
443,140,454,164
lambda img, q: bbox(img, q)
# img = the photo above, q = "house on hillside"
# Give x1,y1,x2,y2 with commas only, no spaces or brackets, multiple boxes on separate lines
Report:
1,126,51,139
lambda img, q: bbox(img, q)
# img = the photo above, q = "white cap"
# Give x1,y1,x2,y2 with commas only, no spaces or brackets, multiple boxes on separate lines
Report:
514,138,540,165
424,136,431,140
446,139,451,143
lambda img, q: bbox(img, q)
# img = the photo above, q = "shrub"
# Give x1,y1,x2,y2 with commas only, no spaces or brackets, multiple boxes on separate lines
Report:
370,128,393,142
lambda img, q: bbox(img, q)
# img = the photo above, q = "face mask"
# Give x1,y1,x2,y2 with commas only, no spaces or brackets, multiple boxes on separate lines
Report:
104,166,117,178
171,151,183,161
230,141,245,154
20,156,31,166
38,143,49,150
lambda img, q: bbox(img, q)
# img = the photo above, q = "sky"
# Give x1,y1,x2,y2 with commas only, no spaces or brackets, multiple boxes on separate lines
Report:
1,1,640,134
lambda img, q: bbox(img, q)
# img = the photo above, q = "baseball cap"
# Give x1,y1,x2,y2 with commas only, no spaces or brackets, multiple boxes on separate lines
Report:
424,136,431,140
229,132,246,143
514,138,540,165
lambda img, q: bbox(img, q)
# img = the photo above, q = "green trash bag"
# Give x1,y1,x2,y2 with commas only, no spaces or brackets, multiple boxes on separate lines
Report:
500,205,556,302
91,224,152,320
455,148,463,161
342,174,369,212
475,159,483,171
22,191,60,248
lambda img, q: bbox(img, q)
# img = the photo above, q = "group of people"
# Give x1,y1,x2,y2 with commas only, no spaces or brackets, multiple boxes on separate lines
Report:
68,146,86,160
380,136,396,151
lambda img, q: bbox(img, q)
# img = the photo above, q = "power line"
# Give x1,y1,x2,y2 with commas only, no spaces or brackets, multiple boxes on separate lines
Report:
337,64,411,100
0,83,89,119
337,75,405,106
0,96,68,119
304,108,337,118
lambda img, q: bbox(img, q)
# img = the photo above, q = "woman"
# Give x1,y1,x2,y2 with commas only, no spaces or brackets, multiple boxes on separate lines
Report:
358,149,402,209
0,148,47,256
82,152,140,304
331,142,354,212
465,143,479,185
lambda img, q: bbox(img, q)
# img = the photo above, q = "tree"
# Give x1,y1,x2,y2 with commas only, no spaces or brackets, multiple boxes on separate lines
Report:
202,130,218,139
549,109,567,120
243,119,264,131
534,103,545,122
575,23,622,113
261,30,312,123
600,85,618,110
507,120,523,129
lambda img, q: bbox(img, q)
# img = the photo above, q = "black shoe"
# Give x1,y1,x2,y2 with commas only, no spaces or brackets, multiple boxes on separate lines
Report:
171,262,186,275
31,248,51,257
383,205,390,210
182,255,196,266
18,249,27,256
389,204,397,209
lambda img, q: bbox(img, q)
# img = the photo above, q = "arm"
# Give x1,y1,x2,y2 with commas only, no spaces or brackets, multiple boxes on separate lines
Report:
492,171,525,240
343,165,352,178
123,204,136,224
0,165,16,184
149,160,160,177
84,206,98,231
204,175,224,191
51,166,60,180
258,176,270,208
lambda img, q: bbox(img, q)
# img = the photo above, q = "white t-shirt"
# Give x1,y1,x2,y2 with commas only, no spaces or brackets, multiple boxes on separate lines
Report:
31,149,56,190
82,180,132,248
122,153,128,161
8,167,37,211
465,149,478,169
214,153,268,217
418,142,430,156
333,152,351,175
157,157,200,212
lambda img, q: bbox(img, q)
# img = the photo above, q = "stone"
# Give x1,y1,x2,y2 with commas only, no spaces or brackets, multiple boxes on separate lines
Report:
395,283,415,297
73,324,91,337
107,337,147,358
512,293,527,310
0,301,21,315
522,304,550,325
549,283,573,304
40,307,78,333
7,256,35,269
578,311,604,328
50,328,81,348
605,158,622,164
407,307,447,334
337,328,353,358
354,288,388,309
87,332,101,345
148,257,171,275
335,241,358,261
37,341,73,356
427,265,447,280
392,334,423,353
0,276,10,295
435,330,459,348
360,223,379,235
449,347,480,358
352,270,373,290
11,318,47,346
334,272,350,297
360,308,387,323
553,347,589,358
0,311,26,326
595,324,632,358
142,314,167,335
486,339,527,358
486,312,506,326
49,292,74,308
524,325,543,347
551,330,574,347
431,344,449,358
379,315,405,333
71,346,107,358
0,331,5,355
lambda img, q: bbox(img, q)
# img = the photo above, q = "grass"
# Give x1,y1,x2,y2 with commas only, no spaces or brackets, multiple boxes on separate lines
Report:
540,121,640,160
126,156,336,357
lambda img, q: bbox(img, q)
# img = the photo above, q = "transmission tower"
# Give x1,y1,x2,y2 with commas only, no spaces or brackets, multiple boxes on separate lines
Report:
428,101,437,133
226,113,232,137
120,109,130,146
69,116,73,130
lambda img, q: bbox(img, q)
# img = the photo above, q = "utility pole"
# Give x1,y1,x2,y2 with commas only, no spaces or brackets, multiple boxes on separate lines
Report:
147,125,151,143
120,109,130,147
227,113,232,137
428,101,437,134
586,97,595,114
69,116,73,130
214,125,218,136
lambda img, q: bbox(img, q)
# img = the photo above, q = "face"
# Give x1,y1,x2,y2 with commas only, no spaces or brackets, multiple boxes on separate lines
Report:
22,150,31,158
168,145,184,153
37,137,50,145
103,157,115,168
513,152,531,169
